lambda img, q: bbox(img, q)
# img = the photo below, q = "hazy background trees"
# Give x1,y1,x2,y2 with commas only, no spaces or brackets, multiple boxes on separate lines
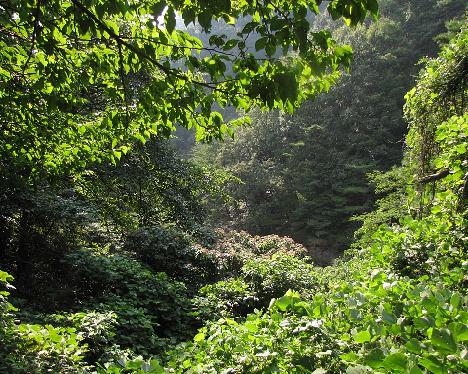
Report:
189,0,466,259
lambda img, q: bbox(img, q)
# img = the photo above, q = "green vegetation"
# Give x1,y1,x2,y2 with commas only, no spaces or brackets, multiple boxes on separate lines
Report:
1,0,377,177
194,0,466,254
0,0,467,373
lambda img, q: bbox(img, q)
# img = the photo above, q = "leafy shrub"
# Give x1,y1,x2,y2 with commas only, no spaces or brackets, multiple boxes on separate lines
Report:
45,310,118,364
65,249,197,355
165,290,344,373
12,324,88,373
0,270,15,323
192,278,258,321
124,225,218,288
191,253,319,322
352,166,409,244
200,229,309,278
336,277,468,373
386,214,466,280
98,356,165,373
148,239,467,374
124,226,310,292
0,271,90,373
0,270,18,371
242,253,319,305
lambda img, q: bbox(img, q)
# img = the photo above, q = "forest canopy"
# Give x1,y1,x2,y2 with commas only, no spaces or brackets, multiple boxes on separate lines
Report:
190,0,466,252
0,1,467,373
1,0,377,177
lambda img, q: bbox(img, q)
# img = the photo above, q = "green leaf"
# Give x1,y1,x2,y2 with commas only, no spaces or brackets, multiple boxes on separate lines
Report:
198,12,212,31
270,18,286,31
275,295,293,311
367,0,379,16
419,356,444,374
449,322,468,342
408,366,424,374
382,309,397,324
265,41,276,56
255,37,268,51
363,348,384,368
223,39,238,51
165,7,176,34
405,338,424,354
345,365,371,374
450,293,461,309
431,328,458,354
382,353,407,372
353,330,371,343
149,360,164,373
151,1,166,16
182,8,196,26
193,332,205,342
340,352,359,362
414,316,435,330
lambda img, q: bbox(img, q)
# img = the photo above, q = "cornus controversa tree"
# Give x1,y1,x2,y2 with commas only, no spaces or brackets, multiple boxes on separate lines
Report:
0,0,378,178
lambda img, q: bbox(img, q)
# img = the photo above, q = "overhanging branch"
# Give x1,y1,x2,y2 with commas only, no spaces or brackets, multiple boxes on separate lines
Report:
70,0,227,92
418,168,449,184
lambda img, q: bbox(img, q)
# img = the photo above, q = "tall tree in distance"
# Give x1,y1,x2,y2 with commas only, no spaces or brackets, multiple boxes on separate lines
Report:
194,0,466,261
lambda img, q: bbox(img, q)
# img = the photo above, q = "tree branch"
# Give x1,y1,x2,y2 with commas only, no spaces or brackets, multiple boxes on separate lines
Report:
71,0,225,92
22,0,43,75
418,168,449,184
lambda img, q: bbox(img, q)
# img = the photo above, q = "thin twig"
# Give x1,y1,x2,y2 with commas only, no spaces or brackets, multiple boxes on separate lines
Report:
118,42,131,127
71,0,230,93
22,0,43,75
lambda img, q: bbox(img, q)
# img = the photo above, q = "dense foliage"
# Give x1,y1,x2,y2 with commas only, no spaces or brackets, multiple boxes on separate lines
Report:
0,1,467,373
193,0,466,253
0,0,378,178
105,26,466,373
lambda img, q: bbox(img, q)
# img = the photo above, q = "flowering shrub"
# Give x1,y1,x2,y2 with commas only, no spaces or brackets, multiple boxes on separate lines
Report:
197,229,309,278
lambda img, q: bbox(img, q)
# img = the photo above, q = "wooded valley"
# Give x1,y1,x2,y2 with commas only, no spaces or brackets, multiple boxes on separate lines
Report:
0,0,467,373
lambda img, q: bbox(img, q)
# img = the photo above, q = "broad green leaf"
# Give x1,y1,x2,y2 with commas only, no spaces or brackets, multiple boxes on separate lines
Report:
431,328,458,354
363,348,384,368
165,7,176,34
255,37,268,51
405,338,424,354
275,295,294,311
408,366,424,374
419,356,444,374
198,12,212,30
382,353,407,372
340,352,359,362
223,39,238,51
194,332,205,342
353,330,371,343
449,322,468,341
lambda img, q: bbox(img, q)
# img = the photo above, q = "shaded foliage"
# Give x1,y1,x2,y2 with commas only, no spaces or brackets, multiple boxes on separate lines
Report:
0,2,467,374
194,0,466,254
